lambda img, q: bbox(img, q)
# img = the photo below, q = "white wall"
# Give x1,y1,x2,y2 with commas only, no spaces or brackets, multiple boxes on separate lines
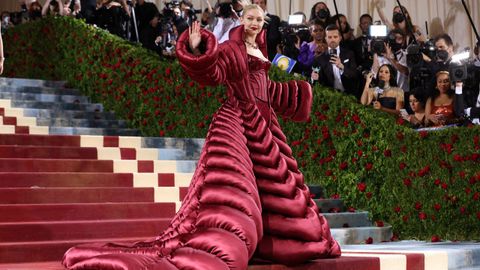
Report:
1,0,479,50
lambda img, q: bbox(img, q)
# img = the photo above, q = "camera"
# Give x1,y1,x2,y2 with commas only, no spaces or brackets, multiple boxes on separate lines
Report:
218,2,234,18
450,63,467,81
369,25,394,55
165,0,180,9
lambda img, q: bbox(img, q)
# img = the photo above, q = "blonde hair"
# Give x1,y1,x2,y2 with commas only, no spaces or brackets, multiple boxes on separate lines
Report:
435,70,450,78
242,4,264,17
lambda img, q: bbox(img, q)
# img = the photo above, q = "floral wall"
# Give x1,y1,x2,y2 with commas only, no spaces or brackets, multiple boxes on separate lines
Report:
4,16,480,241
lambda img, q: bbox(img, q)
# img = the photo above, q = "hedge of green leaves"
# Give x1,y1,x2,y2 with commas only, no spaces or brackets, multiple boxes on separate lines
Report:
4,16,480,241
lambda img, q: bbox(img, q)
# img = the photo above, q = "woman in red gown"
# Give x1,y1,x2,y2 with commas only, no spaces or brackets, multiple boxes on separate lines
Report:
62,4,340,270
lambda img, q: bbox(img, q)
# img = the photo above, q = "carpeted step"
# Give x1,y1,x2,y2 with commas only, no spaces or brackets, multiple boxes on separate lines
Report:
323,211,372,228
0,202,176,222
331,226,393,245
0,134,81,147
0,146,98,159
0,187,154,204
0,78,67,88
35,117,129,128
0,158,113,172
0,256,385,270
0,92,89,103
0,133,203,154
48,126,141,136
9,100,104,112
0,172,133,187
0,236,152,263
315,199,346,213
0,218,171,242
22,108,118,120
0,85,79,95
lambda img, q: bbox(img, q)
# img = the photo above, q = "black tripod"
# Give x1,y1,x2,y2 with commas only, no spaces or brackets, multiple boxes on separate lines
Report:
126,0,139,43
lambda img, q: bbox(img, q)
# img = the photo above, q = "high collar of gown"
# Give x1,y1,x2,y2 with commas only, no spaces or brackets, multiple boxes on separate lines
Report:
229,25,268,60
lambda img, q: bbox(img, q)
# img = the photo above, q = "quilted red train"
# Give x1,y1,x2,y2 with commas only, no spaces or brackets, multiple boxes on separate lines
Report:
62,25,340,270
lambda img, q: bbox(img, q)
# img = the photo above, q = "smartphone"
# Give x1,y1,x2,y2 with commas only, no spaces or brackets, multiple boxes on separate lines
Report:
399,109,409,117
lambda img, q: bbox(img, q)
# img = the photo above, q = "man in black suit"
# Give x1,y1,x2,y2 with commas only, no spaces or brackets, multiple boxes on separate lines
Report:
311,24,359,98
80,0,97,24
253,0,281,61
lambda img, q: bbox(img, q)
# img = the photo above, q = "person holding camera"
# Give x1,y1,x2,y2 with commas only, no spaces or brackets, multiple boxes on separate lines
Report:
374,0,425,46
42,0,65,16
453,44,480,125
352,14,373,72
371,29,409,93
311,24,358,97
94,0,131,38
361,64,404,115
212,0,247,43
79,0,96,23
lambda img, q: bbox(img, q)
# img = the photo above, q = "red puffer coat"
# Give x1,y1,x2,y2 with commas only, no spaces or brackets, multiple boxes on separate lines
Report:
62,25,340,270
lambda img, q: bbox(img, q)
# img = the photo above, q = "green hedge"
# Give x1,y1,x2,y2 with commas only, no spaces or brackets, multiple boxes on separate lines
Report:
4,16,480,241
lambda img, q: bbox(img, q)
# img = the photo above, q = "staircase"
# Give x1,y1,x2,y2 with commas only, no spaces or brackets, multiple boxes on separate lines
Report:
0,77,392,267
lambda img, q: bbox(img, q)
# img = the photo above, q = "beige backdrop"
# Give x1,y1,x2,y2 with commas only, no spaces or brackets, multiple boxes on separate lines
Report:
1,0,479,50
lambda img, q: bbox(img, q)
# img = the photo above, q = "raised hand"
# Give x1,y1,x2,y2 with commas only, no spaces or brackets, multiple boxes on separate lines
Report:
189,21,201,54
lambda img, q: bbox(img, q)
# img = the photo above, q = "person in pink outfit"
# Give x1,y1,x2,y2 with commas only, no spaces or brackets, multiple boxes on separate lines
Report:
62,4,340,270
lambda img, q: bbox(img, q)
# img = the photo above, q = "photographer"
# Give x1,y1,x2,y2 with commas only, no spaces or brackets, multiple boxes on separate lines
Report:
352,14,373,73
79,0,96,23
135,0,160,46
42,0,65,16
200,0,215,30
212,0,247,43
374,0,426,45
179,0,200,26
371,29,409,92
456,45,480,125
155,22,178,58
94,0,131,39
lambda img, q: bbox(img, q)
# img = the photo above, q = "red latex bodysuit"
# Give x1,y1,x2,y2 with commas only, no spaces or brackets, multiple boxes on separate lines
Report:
62,25,340,270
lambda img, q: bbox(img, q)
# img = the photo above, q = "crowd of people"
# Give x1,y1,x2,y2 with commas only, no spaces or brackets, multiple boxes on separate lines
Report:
3,0,480,127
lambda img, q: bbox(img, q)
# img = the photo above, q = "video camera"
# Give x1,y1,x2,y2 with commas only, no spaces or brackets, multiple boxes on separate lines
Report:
217,0,239,18
369,24,395,55
279,14,309,37
165,0,180,9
